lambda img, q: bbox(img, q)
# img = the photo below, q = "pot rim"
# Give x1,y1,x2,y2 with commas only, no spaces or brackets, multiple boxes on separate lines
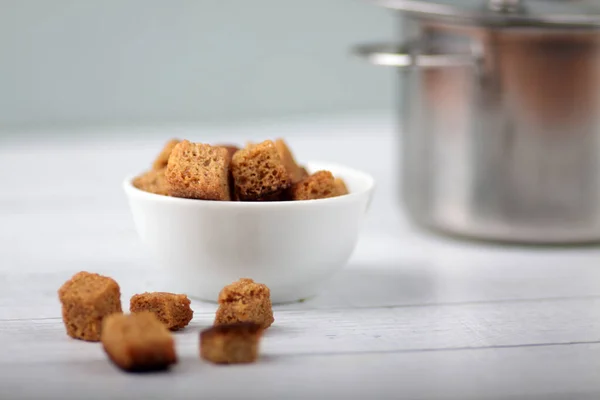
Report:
372,0,600,29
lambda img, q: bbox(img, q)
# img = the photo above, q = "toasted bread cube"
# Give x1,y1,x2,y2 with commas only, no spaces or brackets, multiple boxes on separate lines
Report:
233,188,290,202
165,140,231,201
298,166,309,180
290,170,337,201
232,184,290,202
132,168,169,196
334,177,349,196
274,138,305,184
101,312,177,372
214,278,274,329
231,140,290,201
215,144,240,200
130,292,193,331
215,144,240,163
58,271,123,342
255,191,289,202
200,322,262,364
152,139,180,170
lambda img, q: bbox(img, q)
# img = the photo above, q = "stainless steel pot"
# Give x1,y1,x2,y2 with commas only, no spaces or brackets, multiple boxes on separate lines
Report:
356,0,600,244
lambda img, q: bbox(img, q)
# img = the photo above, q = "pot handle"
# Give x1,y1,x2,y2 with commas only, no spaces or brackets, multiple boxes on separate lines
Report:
353,42,478,69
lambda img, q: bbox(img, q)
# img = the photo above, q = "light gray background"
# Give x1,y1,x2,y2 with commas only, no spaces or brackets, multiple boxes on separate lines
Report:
0,0,395,131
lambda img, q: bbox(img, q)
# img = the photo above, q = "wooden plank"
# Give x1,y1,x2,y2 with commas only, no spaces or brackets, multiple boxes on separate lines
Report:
3,297,600,364
3,240,600,319
1,341,599,400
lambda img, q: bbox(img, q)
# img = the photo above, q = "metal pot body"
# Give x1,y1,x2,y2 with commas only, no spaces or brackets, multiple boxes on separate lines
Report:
361,16,600,243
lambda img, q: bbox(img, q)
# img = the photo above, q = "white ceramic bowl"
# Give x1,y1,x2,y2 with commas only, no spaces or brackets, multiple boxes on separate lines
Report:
123,161,375,304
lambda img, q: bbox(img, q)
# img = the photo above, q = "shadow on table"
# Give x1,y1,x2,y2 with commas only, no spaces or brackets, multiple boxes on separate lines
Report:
276,265,438,311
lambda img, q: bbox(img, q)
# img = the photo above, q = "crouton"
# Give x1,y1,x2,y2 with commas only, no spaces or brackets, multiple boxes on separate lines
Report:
152,139,180,170
290,170,337,201
101,312,177,372
334,177,349,196
133,168,169,196
230,140,290,201
200,322,262,364
130,292,193,331
274,138,305,183
58,272,123,342
165,140,231,201
214,278,274,329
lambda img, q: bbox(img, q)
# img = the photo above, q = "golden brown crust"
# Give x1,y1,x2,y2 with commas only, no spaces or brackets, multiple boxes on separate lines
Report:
214,278,274,329
334,177,349,196
132,168,169,196
165,140,231,201
206,322,263,336
101,312,177,372
298,166,309,180
130,292,193,331
58,271,123,342
152,139,180,170
200,322,262,364
274,138,305,184
253,190,290,202
230,140,290,201
215,144,240,163
139,138,342,202
214,144,240,201
290,170,338,201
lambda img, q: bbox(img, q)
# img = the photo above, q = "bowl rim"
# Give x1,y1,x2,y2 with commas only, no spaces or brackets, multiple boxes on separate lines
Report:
123,160,375,209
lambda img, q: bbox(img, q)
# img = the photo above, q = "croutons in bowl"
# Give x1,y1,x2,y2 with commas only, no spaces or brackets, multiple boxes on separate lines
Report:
123,139,375,304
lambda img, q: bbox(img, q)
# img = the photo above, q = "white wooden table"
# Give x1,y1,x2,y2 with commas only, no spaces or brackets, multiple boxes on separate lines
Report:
2,115,600,399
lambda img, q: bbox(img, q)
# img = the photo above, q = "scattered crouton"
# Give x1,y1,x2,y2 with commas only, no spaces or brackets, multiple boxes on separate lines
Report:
101,312,177,372
200,322,262,364
214,278,274,329
58,272,123,342
130,292,193,331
